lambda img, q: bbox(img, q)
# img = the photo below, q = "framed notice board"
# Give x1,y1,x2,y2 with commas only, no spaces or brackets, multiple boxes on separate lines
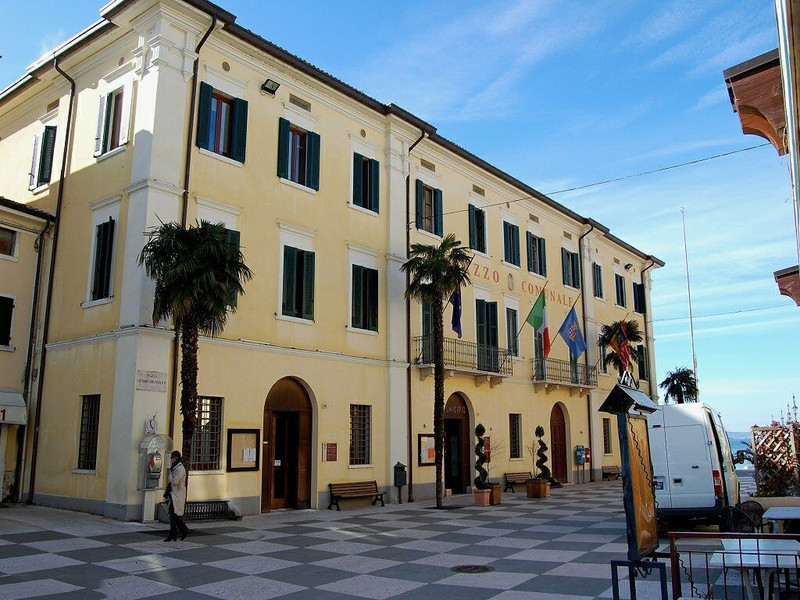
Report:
418,434,436,466
227,429,260,472
619,414,658,561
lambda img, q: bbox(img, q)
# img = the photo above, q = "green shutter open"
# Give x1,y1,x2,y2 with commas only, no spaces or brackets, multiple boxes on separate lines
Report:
487,302,498,347
572,252,580,289
282,246,297,317
302,251,315,320
307,131,321,191
196,82,213,150
469,205,477,249
538,237,547,276
561,248,569,285
526,231,533,272
369,158,380,212
38,126,57,184
352,265,363,328
367,268,378,331
415,180,424,229
277,117,290,179
476,299,487,346
352,153,363,207
434,189,443,236
230,98,248,163
511,225,520,266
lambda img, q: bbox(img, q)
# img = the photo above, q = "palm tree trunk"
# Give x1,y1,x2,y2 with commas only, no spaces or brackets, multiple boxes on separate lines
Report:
180,315,199,461
433,292,445,509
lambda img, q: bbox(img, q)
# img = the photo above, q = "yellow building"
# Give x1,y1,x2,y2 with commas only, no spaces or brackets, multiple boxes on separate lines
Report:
0,0,662,519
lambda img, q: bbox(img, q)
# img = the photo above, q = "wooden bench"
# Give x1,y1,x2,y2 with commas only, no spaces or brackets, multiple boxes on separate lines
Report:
504,471,533,492
602,465,621,480
328,481,385,511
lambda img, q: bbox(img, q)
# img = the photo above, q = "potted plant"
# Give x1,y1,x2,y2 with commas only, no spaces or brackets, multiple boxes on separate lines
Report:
485,437,505,506
473,424,491,506
526,426,551,498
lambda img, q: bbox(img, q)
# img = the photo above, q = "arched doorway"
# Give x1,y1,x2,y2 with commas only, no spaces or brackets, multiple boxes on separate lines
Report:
550,404,568,483
262,378,312,512
444,393,471,494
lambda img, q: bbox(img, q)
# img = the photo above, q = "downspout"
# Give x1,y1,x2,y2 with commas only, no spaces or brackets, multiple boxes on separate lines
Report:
405,129,426,502
640,257,656,401
168,15,216,440
15,222,51,501
578,222,594,483
27,58,75,503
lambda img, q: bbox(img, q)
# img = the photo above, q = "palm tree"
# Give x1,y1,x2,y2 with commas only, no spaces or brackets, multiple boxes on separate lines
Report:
402,234,471,508
597,320,643,376
659,367,698,404
139,220,252,460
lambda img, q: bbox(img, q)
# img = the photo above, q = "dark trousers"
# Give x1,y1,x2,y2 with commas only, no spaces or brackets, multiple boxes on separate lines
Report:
168,502,189,539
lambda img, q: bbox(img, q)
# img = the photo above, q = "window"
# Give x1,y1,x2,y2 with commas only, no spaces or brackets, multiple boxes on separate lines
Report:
599,337,608,374
421,301,433,363
189,396,223,471
94,85,131,157
77,395,101,470
615,273,627,307
636,344,649,381
633,281,646,314
593,263,603,299
0,227,16,257
506,307,519,357
90,217,115,301
415,180,443,236
225,229,241,307
353,153,380,212
0,296,13,347
509,414,522,459
569,350,579,383
603,417,612,454
561,249,580,288
282,246,315,320
503,222,520,266
476,299,499,372
526,232,546,276
468,204,486,253
349,404,371,465
197,82,248,162
351,264,378,331
277,117,320,190
533,330,545,379
28,126,57,189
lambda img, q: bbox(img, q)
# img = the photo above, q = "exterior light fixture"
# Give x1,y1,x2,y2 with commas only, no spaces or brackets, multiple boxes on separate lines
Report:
261,79,280,95
624,263,633,270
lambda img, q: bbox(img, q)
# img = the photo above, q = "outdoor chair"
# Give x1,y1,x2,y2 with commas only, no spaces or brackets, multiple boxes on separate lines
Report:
721,505,757,533
738,500,773,533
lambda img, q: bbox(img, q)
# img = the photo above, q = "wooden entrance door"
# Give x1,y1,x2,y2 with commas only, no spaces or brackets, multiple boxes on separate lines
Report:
444,393,470,494
262,378,312,512
550,404,567,483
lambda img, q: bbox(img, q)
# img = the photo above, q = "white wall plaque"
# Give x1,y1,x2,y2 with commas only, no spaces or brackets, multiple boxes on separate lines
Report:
135,370,168,392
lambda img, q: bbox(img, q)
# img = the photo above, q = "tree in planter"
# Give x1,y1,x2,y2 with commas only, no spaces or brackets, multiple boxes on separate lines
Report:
598,320,643,376
139,220,252,461
534,425,551,480
402,234,472,509
659,367,698,404
474,424,490,490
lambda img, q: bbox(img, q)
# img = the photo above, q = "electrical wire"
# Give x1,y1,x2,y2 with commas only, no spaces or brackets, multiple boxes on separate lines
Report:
649,303,788,323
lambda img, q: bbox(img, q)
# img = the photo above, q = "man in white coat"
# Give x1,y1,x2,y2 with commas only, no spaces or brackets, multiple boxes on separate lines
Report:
165,450,189,541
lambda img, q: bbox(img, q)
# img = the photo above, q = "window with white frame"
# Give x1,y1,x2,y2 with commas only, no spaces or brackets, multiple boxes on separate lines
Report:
348,244,379,333
349,404,371,465
0,295,14,348
615,273,627,307
506,307,519,357
94,78,132,158
28,125,57,190
188,396,223,471
603,417,612,454
509,413,522,459
77,394,101,470
0,227,17,258
278,222,316,322
86,196,120,304
562,248,580,288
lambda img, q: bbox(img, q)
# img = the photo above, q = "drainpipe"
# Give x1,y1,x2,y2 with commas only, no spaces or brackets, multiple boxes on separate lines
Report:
405,129,427,503
578,221,594,483
167,15,216,441
640,257,656,401
27,58,75,503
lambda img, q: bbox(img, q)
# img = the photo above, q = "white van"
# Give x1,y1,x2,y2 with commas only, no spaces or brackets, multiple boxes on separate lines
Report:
647,403,740,519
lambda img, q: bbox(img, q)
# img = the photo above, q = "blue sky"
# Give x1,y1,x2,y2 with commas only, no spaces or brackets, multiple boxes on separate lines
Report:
2,0,797,430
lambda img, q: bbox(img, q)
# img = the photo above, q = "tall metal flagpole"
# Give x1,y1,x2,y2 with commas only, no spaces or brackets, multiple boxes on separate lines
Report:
680,207,698,383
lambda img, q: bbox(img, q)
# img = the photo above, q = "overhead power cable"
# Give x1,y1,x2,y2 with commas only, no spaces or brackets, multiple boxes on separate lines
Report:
649,303,787,323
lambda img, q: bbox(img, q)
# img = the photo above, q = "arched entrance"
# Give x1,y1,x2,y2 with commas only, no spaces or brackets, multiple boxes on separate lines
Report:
262,378,312,512
550,404,568,483
444,393,471,494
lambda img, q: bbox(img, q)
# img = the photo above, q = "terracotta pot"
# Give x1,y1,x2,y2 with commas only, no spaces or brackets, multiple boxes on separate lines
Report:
473,488,491,506
526,478,550,498
489,483,502,505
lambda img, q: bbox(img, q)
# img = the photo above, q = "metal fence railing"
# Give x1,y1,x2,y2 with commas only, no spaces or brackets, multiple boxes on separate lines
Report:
532,357,597,387
413,335,513,376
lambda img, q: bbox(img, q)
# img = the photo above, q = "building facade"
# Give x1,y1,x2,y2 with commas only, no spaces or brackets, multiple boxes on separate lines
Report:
0,0,662,519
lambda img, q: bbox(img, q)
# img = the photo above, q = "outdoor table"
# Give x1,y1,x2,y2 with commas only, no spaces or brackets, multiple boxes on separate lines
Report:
763,507,800,532
709,539,800,600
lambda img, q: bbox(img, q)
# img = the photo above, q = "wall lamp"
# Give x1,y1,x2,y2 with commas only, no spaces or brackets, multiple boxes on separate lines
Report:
624,263,633,270
261,79,280,95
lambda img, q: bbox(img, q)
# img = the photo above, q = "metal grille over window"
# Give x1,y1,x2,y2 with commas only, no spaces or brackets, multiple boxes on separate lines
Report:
78,395,101,470
509,414,522,459
349,404,371,465
603,417,612,454
189,396,223,471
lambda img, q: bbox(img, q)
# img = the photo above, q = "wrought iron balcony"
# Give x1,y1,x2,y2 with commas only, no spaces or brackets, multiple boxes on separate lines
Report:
413,335,513,385
532,357,597,395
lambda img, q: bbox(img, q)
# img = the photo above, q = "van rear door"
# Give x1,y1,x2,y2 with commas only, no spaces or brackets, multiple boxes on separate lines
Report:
648,411,671,508
664,423,715,509
706,409,740,507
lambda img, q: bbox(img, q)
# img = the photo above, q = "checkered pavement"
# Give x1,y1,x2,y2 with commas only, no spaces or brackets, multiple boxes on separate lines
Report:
0,482,679,600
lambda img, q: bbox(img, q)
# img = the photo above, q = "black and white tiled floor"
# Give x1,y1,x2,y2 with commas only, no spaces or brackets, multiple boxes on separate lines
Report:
0,482,673,600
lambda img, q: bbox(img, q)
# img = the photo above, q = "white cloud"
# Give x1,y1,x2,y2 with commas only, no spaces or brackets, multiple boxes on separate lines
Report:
624,0,717,46
692,86,730,111
39,29,67,57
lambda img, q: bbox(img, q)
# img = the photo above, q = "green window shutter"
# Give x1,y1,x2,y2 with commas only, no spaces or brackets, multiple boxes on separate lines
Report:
561,248,569,285
503,223,510,262
476,299,487,346
38,126,57,184
277,117,291,179
415,180,424,229
92,218,115,300
369,158,380,212
352,265,363,328
196,83,213,150
230,98,248,163
307,131,321,191
434,189,443,236
512,225,520,266
0,296,13,346
422,301,433,337
487,302,498,347
352,153,363,207
538,237,547,276
282,246,297,317
302,251,315,320
367,267,378,331
226,229,241,307
526,231,533,272
506,308,518,356
468,205,477,250
572,252,580,289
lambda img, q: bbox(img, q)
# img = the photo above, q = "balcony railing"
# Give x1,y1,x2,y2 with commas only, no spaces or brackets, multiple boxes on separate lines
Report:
532,357,597,390
413,335,513,376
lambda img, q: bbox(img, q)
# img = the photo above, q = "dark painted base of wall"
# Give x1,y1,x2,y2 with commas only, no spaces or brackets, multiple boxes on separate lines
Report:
32,493,140,521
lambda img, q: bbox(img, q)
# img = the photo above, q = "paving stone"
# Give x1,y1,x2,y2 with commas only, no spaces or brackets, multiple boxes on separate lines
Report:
0,578,82,600
317,573,426,599
190,574,304,599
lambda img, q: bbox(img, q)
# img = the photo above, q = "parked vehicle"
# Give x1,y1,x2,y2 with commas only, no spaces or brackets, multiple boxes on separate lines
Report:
647,403,740,520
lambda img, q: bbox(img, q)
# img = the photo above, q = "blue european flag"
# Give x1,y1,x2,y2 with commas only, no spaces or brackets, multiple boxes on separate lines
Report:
450,290,462,338
558,307,587,356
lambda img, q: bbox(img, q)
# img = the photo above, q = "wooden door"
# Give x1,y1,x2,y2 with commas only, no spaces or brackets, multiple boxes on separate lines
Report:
550,404,567,483
270,412,298,509
445,419,463,493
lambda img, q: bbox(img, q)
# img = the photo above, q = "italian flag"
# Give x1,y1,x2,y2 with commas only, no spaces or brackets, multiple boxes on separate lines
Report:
526,290,551,357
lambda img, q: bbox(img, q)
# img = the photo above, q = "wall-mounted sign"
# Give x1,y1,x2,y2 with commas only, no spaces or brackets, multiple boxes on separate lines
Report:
470,261,575,308
227,429,260,472
135,370,168,392
418,434,435,466
322,443,338,462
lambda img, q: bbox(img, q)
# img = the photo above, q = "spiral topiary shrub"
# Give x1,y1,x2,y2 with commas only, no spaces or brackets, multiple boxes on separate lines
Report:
474,424,490,490
535,425,551,481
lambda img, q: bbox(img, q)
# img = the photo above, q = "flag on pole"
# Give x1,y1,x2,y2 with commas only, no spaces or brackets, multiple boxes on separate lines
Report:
449,290,462,338
525,289,551,357
608,322,630,368
558,307,587,357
